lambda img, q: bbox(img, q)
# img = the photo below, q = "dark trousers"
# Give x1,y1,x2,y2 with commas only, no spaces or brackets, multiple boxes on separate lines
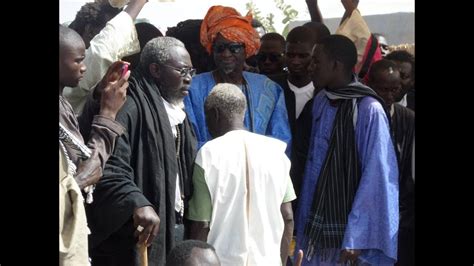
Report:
395,227,415,266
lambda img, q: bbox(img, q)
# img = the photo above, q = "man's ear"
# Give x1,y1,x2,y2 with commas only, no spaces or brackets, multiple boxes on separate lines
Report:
207,107,220,124
149,63,161,79
332,59,341,71
206,107,220,138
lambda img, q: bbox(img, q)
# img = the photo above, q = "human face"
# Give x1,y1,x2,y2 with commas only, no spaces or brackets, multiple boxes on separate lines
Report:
310,44,335,90
393,61,414,101
59,40,86,88
370,69,401,107
286,42,314,78
212,34,246,74
159,46,193,105
377,35,389,57
205,107,219,139
257,39,285,75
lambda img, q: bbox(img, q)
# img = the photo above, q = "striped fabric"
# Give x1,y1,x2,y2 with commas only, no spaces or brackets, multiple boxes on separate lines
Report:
59,122,91,160
302,78,388,260
303,99,360,260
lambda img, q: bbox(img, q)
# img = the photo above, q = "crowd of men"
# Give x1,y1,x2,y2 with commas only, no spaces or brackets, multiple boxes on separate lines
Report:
59,0,415,265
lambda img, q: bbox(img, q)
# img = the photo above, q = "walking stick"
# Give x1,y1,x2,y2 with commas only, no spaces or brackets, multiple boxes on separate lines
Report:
139,244,148,266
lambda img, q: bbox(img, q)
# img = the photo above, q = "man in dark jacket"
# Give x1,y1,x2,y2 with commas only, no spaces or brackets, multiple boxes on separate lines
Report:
85,36,197,266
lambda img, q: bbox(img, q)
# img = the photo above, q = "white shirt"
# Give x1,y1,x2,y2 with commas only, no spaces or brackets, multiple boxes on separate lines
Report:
162,98,186,214
63,11,140,115
288,80,315,118
196,130,291,266
397,94,408,107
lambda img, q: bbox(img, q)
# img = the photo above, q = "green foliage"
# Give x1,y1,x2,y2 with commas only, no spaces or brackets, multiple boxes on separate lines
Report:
245,0,298,37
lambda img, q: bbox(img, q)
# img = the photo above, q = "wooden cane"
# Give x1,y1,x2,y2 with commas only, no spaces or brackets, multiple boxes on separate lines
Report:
139,244,148,266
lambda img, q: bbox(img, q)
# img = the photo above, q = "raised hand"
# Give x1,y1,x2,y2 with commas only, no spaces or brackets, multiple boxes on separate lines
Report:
98,61,130,120
341,0,358,12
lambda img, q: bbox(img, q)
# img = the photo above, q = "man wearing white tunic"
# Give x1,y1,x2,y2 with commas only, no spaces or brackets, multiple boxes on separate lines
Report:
186,83,296,266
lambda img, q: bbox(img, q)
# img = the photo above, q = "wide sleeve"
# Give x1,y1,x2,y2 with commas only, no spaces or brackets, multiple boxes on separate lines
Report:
74,94,125,182
341,97,399,265
63,11,140,114
264,78,292,153
59,147,90,266
184,74,213,149
87,98,151,246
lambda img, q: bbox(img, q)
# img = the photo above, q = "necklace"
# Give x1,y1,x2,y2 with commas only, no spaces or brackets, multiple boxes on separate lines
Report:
175,125,184,219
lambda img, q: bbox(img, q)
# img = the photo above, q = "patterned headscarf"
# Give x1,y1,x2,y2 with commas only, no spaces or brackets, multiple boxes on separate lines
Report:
200,5,260,58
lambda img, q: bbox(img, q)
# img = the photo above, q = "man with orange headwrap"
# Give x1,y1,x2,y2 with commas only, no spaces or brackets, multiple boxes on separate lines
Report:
183,5,291,152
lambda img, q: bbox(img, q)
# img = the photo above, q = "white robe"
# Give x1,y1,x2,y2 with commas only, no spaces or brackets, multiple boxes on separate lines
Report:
196,130,291,266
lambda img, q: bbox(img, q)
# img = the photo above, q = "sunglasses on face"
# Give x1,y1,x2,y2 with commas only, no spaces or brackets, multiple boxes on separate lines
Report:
256,52,284,63
161,64,196,77
212,42,245,54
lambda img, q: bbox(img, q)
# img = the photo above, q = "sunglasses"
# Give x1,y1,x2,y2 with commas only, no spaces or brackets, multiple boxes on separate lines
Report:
256,52,284,63
212,42,245,54
161,64,196,77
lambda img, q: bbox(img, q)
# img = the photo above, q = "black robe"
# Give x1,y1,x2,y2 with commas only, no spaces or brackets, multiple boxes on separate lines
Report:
85,69,197,266
392,103,415,229
392,103,415,266
269,73,296,137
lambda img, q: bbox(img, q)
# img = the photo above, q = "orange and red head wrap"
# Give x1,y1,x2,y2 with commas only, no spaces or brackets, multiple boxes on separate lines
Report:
200,5,261,58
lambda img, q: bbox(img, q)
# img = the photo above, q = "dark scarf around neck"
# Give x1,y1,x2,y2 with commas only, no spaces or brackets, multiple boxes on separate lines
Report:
303,78,387,260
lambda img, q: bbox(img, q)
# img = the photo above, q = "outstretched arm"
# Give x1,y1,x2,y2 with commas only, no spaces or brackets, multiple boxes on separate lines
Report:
124,0,147,20
305,0,323,23
63,0,145,114
75,62,130,189
340,0,359,25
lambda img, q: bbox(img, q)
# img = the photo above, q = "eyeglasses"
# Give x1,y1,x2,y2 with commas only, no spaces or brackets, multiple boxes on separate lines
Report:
161,64,196,77
212,42,245,54
256,52,284,63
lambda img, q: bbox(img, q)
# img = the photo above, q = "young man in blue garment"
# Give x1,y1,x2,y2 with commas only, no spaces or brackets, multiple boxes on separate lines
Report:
295,35,399,265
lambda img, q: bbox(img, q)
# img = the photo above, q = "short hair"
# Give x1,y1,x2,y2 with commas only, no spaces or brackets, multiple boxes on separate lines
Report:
251,19,264,28
167,19,215,73
385,50,415,77
139,36,186,69
166,19,202,42
303,22,330,43
68,2,121,37
261,32,286,48
135,22,163,50
205,83,247,121
286,26,317,47
319,34,358,72
368,59,399,82
166,240,217,266
59,25,83,52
